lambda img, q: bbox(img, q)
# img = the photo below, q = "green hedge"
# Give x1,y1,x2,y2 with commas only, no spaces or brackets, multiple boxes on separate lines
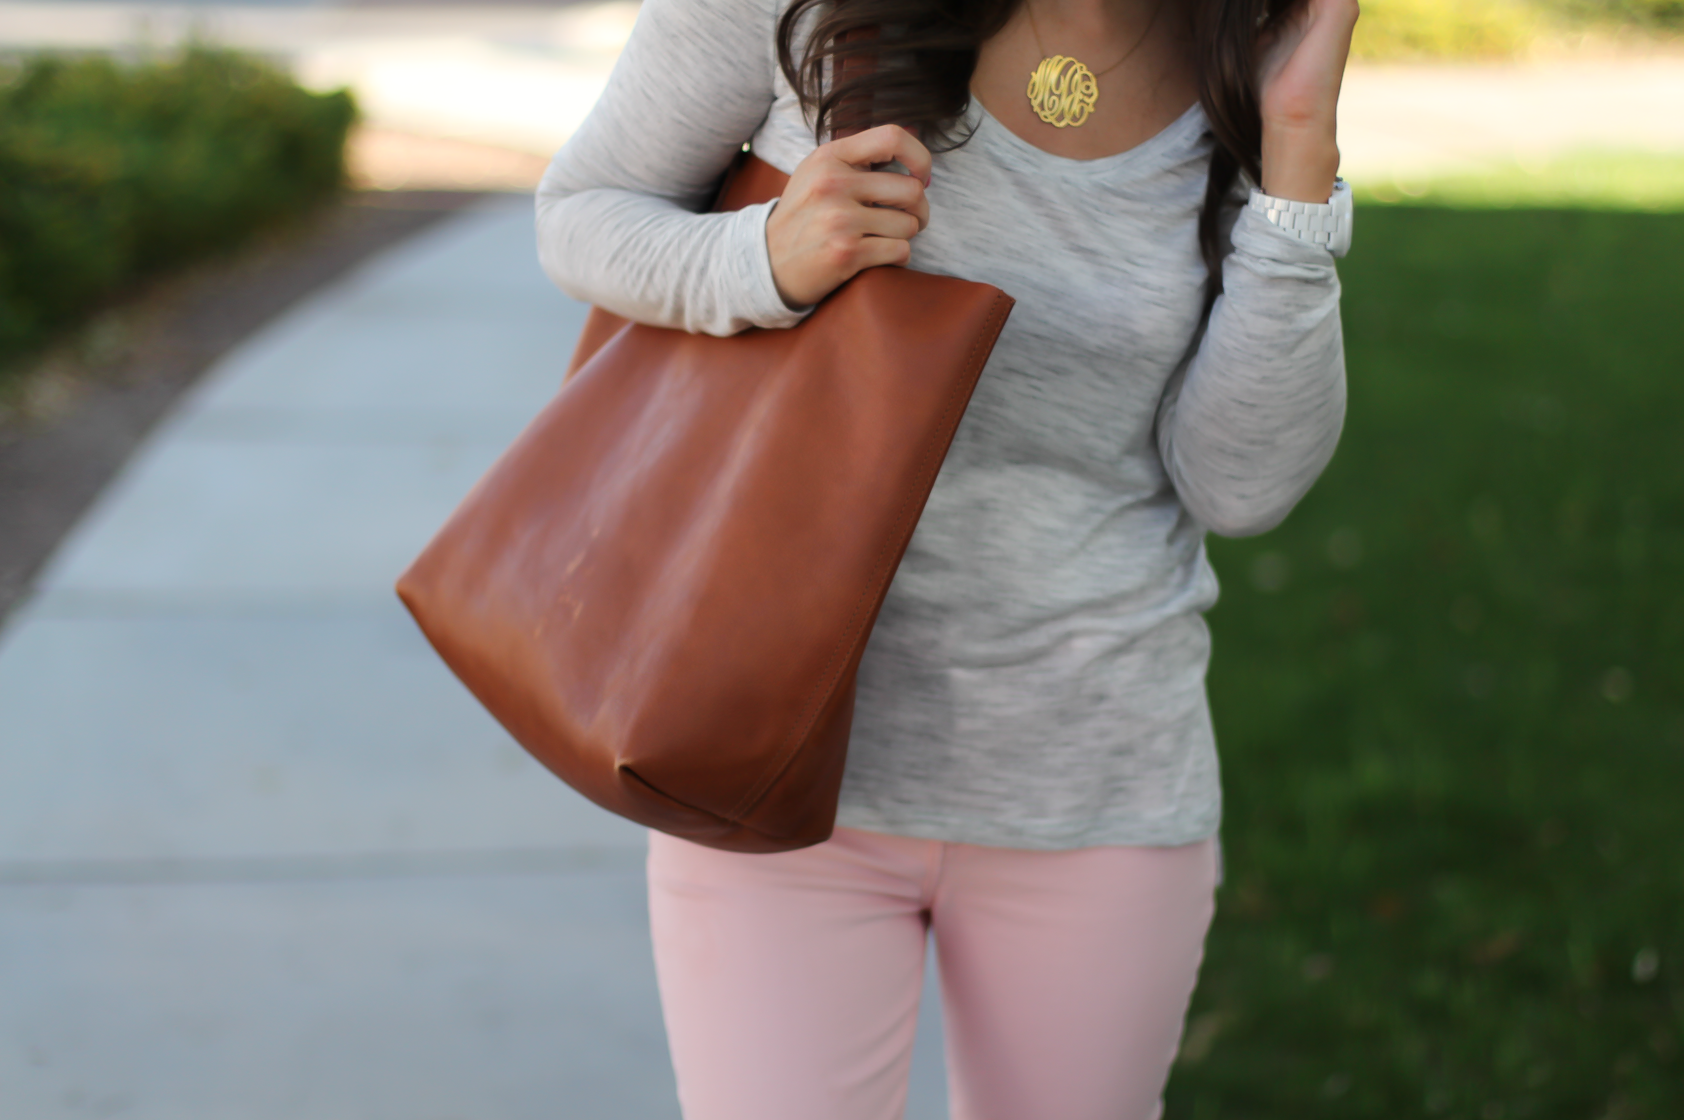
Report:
1353,0,1540,61
1353,0,1683,61
1550,0,1684,27
0,48,355,373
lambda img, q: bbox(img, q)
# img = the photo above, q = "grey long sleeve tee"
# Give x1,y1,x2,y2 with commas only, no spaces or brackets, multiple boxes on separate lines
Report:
536,0,1347,849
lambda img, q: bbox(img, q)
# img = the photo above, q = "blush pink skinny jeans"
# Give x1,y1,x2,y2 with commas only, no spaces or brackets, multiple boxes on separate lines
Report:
647,825,1220,1120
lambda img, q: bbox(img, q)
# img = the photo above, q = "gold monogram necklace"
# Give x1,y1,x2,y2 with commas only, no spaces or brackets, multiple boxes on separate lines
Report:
1024,0,1168,128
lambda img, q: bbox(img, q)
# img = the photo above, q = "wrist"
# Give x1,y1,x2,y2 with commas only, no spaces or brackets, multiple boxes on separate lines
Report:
1260,123,1340,204
764,200,814,311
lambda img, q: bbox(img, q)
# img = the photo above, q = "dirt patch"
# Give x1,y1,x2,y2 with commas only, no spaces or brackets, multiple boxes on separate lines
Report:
0,190,487,623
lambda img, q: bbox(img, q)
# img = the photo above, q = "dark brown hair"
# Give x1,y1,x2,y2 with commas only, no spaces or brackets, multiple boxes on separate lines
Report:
775,0,1301,294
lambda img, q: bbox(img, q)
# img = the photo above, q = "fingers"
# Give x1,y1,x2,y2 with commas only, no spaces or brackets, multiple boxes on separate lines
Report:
1311,0,1361,29
855,205,921,243
766,124,932,308
1303,0,1359,62
853,172,930,231
821,207,918,269
850,234,913,272
829,124,934,186
1258,0,1358,127
822,125,932,227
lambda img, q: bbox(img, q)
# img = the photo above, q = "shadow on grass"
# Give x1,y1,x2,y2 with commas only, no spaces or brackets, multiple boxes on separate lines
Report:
1169,207,1684,1119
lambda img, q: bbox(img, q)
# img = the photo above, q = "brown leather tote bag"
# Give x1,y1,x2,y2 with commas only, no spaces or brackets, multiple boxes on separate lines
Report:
396,154,1013,853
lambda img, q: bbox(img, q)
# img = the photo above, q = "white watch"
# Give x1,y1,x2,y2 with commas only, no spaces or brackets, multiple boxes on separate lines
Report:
1248,178,1353,258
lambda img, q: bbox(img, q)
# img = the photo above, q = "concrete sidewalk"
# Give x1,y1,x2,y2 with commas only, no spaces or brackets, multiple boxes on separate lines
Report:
0,197,950,1118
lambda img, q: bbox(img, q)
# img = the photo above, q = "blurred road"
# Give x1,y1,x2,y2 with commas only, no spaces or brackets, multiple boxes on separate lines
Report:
0,197,951,1118
2,2,1683,180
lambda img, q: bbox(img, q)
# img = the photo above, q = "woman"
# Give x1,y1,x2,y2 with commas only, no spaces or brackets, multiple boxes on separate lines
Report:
536,0,1356,1115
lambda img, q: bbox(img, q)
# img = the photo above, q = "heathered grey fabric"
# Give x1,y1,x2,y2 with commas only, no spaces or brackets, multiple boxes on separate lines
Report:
535,0,1346,850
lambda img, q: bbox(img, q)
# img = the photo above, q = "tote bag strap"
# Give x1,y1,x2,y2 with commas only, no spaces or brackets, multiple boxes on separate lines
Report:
561,26,884,381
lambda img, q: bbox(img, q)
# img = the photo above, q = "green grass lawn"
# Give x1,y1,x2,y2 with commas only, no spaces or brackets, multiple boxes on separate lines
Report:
1362,151,1684,214
1168,204,1684,1118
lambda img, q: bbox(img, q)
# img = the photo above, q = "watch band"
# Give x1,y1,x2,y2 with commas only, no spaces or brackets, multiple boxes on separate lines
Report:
1248,178,1353,258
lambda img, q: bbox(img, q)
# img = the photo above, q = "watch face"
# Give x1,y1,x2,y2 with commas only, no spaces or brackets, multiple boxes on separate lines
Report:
1331,187,1354,257
1332,180,1354,217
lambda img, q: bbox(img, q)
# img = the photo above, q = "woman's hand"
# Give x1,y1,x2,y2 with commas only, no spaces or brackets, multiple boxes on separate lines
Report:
1256,0,1360,203
765,125,933,310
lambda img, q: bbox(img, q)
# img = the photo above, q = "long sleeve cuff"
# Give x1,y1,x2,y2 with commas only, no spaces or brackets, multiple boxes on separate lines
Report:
1226,203,1341,279
740,198,813,331
1155,201,1347,538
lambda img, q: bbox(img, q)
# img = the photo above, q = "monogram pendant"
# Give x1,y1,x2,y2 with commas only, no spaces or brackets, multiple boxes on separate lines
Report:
1026,55,1098,128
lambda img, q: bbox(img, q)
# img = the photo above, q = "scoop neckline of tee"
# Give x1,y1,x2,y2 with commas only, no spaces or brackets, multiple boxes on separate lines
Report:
967,96,1207,177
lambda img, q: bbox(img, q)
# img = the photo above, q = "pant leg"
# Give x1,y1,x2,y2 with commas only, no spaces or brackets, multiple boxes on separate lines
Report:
646,827,938,1120
930,837,1220,1120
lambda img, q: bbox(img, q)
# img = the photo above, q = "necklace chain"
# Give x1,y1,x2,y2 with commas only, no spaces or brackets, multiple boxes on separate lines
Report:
1025,0,1166,82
